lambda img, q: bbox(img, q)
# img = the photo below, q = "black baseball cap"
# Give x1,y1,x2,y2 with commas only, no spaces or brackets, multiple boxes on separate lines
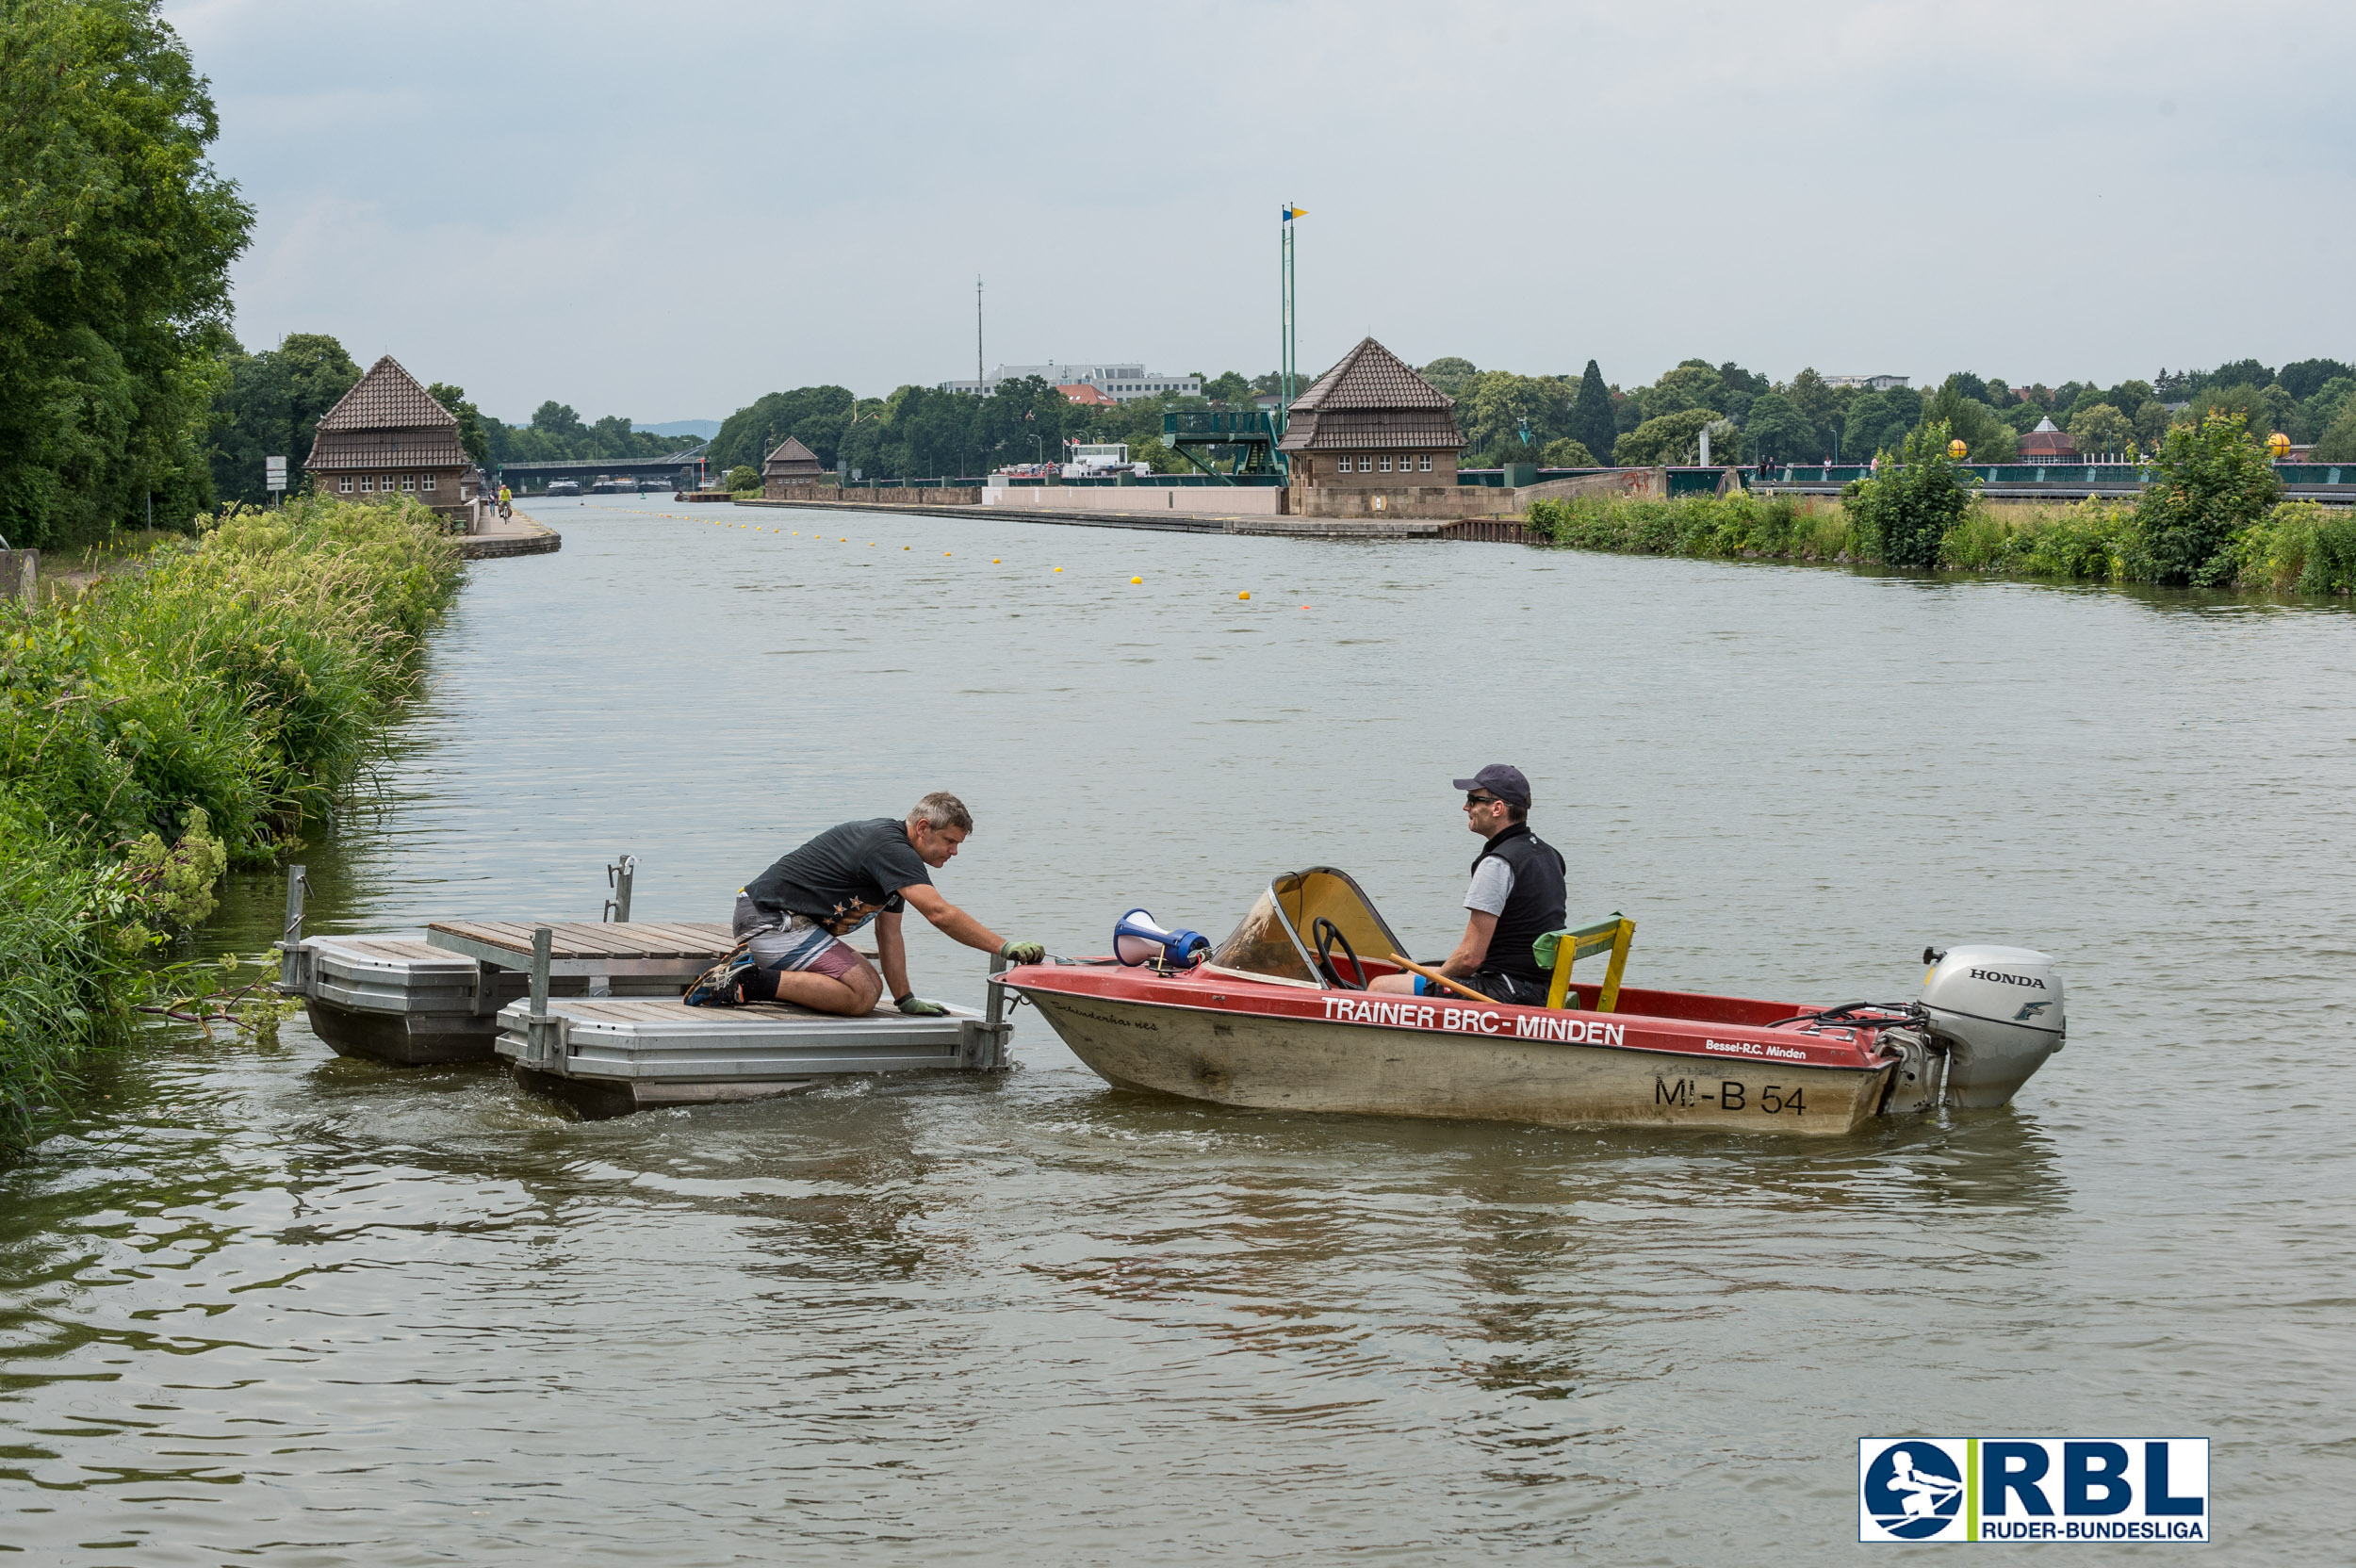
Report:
1452,763,1530,808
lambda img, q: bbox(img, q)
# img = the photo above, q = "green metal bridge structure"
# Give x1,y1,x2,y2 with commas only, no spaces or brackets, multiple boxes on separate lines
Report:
1159,409,1288,484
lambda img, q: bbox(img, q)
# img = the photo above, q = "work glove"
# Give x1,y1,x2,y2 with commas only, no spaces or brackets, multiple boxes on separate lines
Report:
895,994,950,1017
997,939,1046,965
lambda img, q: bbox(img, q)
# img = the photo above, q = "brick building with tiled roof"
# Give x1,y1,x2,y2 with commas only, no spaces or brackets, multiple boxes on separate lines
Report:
761,435,825,490
2019,416,2079,464
1276,336,1465,488
303,356,479,516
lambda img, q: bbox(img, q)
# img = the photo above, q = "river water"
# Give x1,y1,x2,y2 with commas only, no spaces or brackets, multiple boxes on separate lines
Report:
4,494,2351,1563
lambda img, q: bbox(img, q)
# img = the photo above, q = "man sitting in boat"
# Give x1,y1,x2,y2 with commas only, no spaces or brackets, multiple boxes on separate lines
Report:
684,792,1045,1017
1366,764,1566,1006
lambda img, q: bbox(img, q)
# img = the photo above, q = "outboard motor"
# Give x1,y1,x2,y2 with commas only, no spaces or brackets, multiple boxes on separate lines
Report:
1918,945,2066,1108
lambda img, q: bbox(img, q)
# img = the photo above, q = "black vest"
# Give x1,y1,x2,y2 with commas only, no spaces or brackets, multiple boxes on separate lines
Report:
1471,823,1568,984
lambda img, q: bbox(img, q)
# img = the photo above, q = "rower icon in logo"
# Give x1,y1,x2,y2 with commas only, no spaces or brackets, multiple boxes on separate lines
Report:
1862,1443,1964,1539
2013,999,2054,1022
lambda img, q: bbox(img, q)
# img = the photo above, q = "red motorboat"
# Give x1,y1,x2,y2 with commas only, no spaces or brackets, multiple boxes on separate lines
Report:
999,868,2065,1137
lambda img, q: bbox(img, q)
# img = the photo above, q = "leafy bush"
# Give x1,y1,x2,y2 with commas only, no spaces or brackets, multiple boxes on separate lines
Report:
1526,492,1855,561
0,493,460,1147
1844,421,1974,566
2135,412,2281,585
725,465,761,492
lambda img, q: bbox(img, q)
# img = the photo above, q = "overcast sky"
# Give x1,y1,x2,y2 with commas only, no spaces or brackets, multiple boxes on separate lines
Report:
170,0,2356,426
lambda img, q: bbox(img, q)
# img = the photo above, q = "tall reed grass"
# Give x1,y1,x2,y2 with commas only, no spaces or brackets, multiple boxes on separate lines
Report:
1523,492,2356,595
0,496,460,1149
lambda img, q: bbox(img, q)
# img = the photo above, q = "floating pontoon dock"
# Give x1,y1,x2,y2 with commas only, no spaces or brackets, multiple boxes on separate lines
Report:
272,862,1016,1111
275,858,735,1065
498,993,1005,1118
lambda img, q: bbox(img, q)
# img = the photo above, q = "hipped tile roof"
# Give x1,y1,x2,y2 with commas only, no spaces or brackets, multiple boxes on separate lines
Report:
304,355,467,470
314,356,457,432
1277,336,1464,452
763,435,821,466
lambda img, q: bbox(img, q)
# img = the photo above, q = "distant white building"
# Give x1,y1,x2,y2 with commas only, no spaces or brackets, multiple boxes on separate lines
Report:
939,361,1202,402
1821,374,1911,392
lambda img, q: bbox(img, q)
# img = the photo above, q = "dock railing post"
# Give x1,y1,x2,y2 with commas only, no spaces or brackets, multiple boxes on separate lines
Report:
527,924,558,1070
979,950,1012,1070
276,863,308,992
604,854,636,923
530,926,551,1020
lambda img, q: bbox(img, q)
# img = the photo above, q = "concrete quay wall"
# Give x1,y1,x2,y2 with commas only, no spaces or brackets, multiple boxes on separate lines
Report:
984,483,1283,516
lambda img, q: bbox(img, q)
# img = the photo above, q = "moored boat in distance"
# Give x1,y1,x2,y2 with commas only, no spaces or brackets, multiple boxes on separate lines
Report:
1003,868,2066,1136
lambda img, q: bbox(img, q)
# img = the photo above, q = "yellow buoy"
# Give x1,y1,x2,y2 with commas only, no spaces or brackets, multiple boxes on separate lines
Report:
944,551,952,557
1053,566,1062,573
1238,591,1251,600
1131,576,1142,583
992,558,1001,564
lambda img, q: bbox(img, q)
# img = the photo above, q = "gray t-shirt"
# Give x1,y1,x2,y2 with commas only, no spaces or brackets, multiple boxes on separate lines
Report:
1465,856,1514,916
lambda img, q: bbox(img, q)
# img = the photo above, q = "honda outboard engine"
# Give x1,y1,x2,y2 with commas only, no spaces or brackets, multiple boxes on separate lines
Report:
1918,945,2066,1108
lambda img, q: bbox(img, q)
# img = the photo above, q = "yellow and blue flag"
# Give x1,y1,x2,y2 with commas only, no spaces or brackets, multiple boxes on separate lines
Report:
1283,204,1307,221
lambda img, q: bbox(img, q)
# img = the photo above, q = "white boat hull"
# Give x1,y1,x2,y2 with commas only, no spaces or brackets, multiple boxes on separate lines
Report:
1026,989,1893,1136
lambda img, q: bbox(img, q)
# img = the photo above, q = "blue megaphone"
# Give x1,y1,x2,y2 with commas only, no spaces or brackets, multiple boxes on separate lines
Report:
1114,908,1211,970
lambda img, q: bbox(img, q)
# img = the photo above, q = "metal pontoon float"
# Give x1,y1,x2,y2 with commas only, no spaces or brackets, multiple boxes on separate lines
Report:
272,859,738,1066
495,926,1015,1118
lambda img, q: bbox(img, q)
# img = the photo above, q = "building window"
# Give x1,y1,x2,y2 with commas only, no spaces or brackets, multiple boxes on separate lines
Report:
1419,454,1433,471
1379,456,1392,472
1341,456,1356,473
338,477,352,493
420,474,435,492
359,476,372,493
401,476,417,492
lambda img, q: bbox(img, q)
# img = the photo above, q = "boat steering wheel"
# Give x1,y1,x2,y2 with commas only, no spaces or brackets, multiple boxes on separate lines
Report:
1311,918,1365,991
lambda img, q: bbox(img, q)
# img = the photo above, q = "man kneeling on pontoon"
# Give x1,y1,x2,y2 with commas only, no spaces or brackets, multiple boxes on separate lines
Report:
686,792,1044,1017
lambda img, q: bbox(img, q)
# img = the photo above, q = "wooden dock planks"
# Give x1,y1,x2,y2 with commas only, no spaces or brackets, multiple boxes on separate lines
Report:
427,919,734,961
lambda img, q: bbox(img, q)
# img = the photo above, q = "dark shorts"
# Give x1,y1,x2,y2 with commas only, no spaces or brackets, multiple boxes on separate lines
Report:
1414,970,1549,1006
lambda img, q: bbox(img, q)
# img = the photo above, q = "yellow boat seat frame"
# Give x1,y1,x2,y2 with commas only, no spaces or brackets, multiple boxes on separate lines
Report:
1534,915,1636,1012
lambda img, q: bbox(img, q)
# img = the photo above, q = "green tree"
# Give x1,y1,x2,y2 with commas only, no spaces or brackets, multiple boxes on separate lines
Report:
1417,357,1477,397
723,465,761,492
1742,392,1817,462
0,0,254,546
2133,399,2176,454
1539,437,1596,467
1201,371,1252,407
426,382,489,468
2307,400,2356,463
532,400,587,440
1922,378,2019,461
1455,371,1574,463
1846,420,1974,567
1784,368,1840,452
1613,408,1721,466
1572,361,1617,466
2066,402,2135,459
2300,377,2356,445
206,333,361,505
2279,358,2354,400
2135,412,2280,585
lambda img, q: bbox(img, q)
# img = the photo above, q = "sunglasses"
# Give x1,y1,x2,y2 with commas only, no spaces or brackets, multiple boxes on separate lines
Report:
1464,792,1499,807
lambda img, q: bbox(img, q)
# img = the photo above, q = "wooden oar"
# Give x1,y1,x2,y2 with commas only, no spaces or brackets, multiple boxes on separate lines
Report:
1385,954,1493,1004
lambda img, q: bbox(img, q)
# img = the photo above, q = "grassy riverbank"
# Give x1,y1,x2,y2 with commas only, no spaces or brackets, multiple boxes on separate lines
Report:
1524,491,2356,595
0,498,461,1149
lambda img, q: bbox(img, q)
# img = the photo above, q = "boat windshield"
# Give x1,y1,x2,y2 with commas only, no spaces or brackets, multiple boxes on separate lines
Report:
1208,867,1407,987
